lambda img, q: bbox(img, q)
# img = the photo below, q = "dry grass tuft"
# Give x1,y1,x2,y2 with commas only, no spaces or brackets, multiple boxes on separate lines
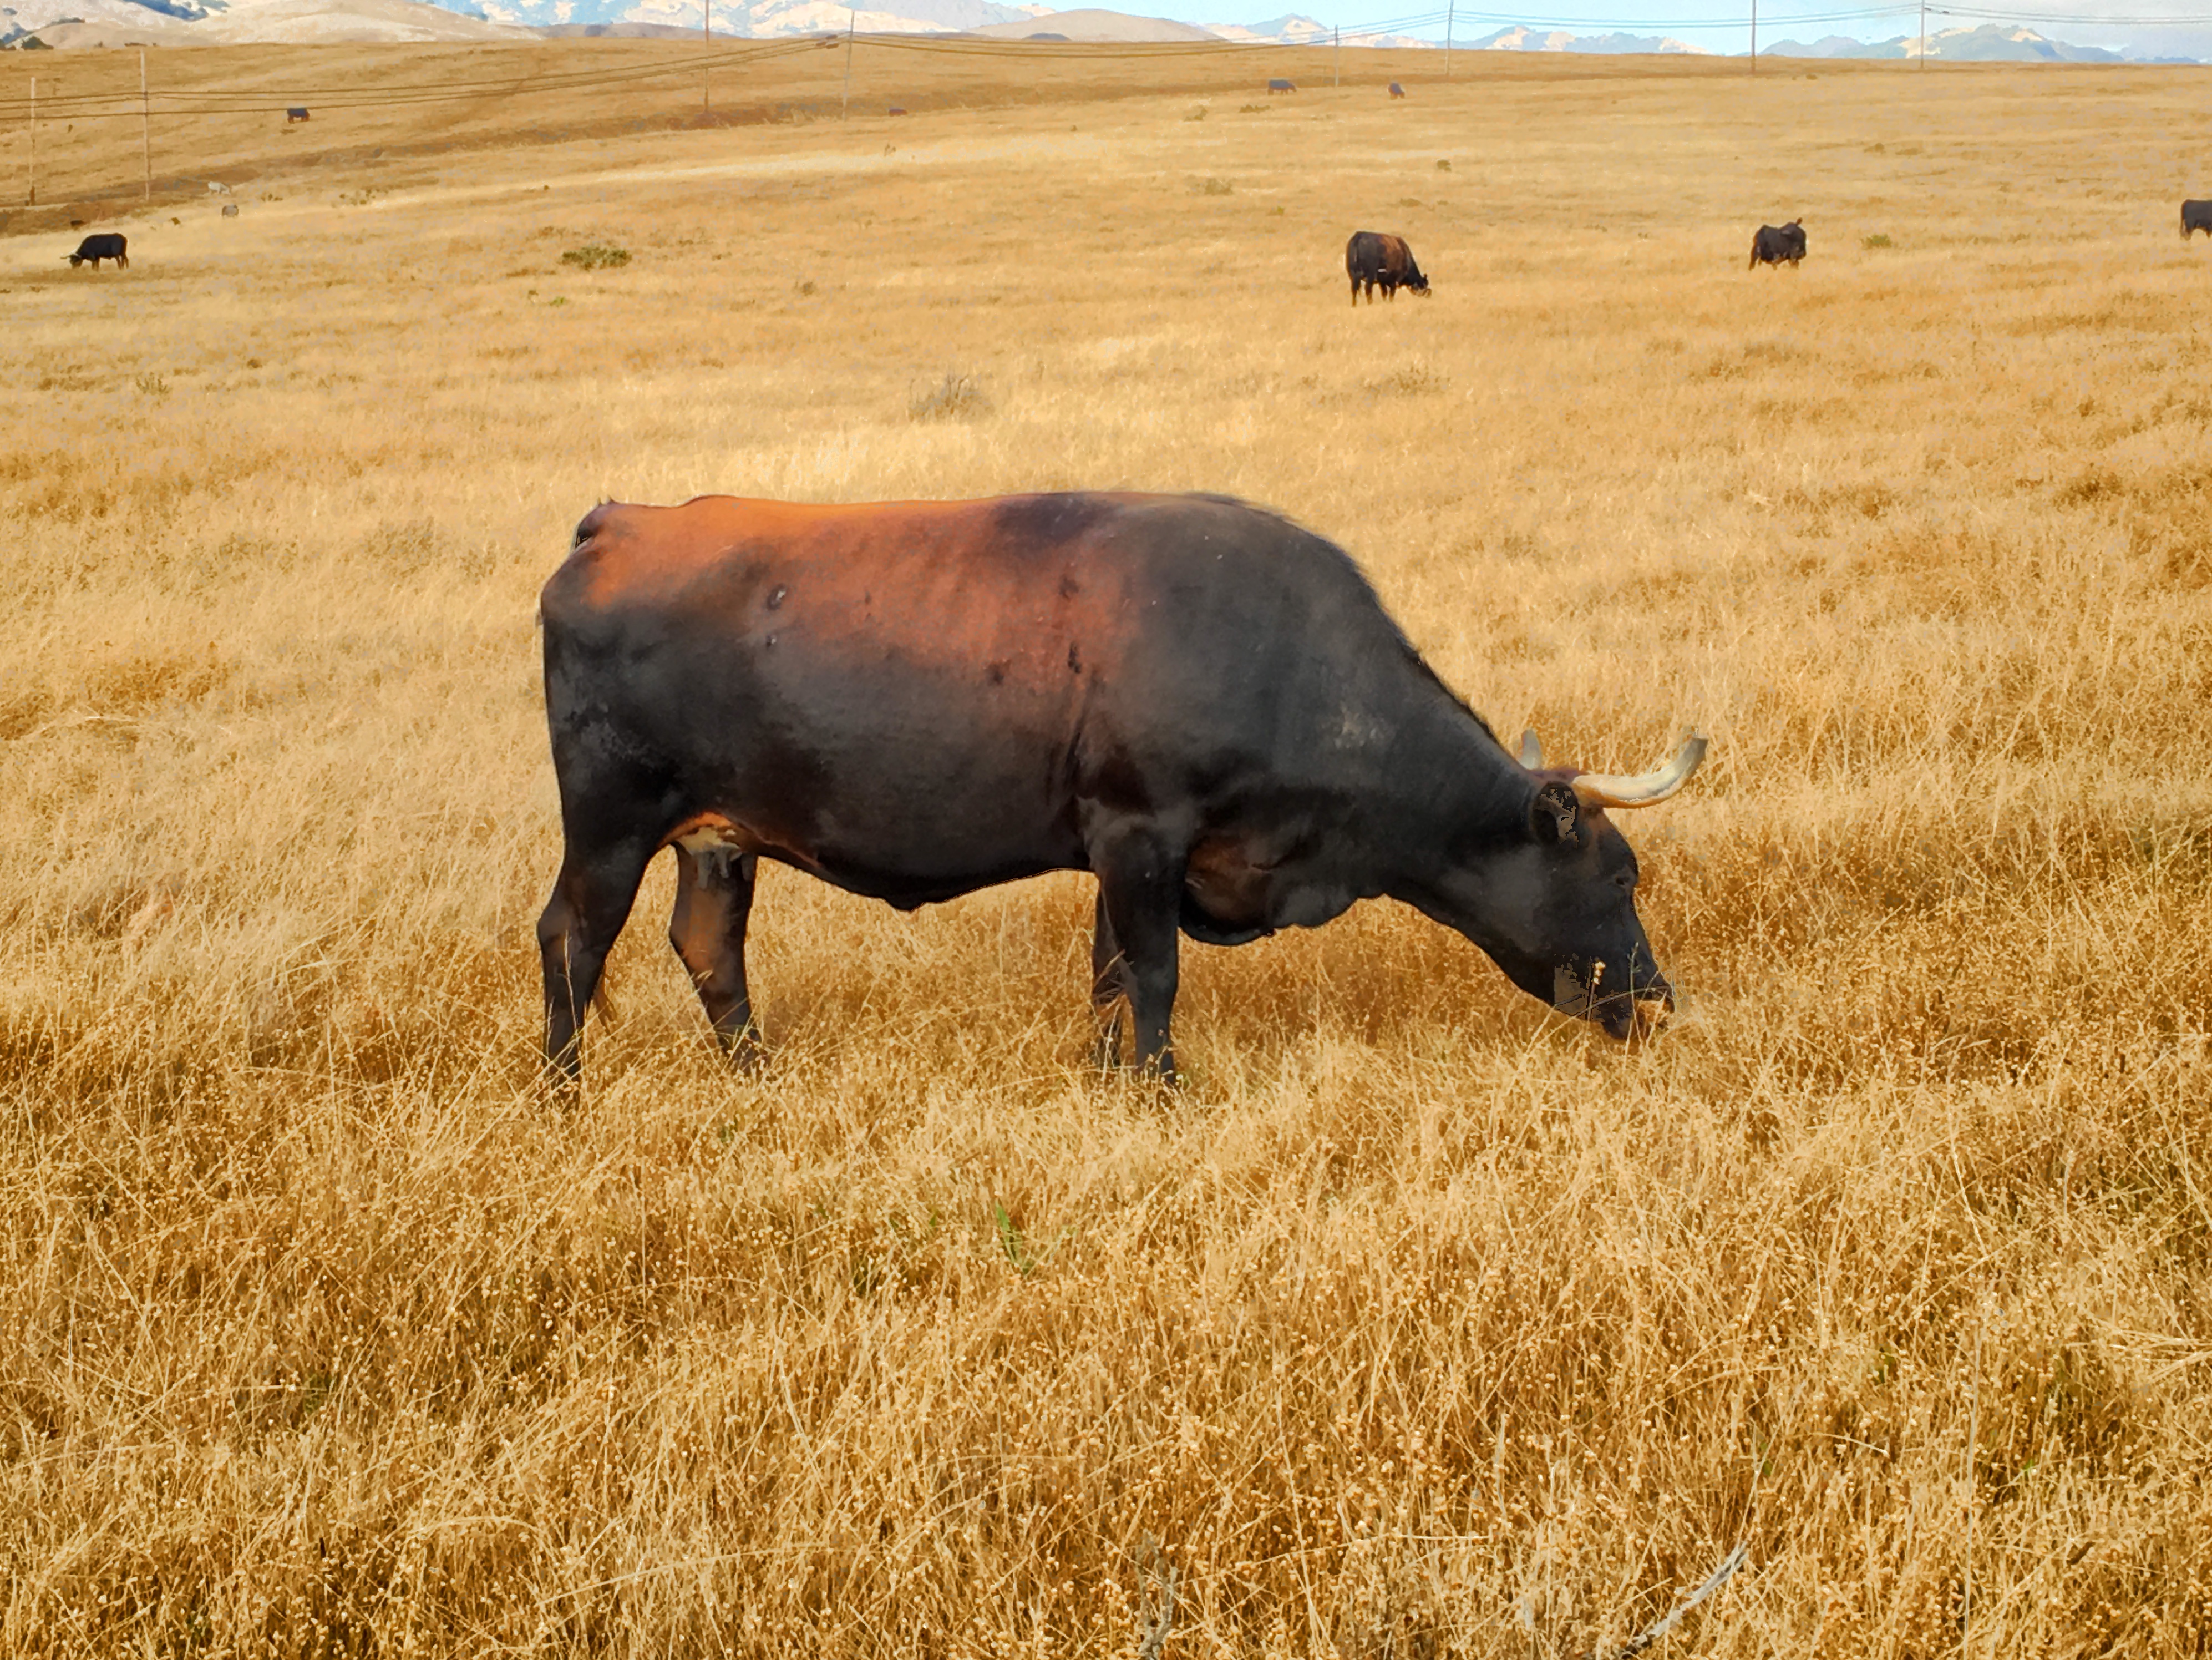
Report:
2,43,2211,1659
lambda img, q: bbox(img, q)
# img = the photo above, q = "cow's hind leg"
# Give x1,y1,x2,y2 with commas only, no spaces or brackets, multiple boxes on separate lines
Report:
1090,888,1129,1069
538,836,656,1083
669,844,762,1064
1089,824,1185,1082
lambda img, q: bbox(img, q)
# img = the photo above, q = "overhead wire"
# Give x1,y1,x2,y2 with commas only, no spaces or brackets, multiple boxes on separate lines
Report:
0,0,2198,123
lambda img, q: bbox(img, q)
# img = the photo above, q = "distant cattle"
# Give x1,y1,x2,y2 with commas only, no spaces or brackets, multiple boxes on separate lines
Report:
1748,220,1807,269
1387,82,1405,98
887,106,908,115
286,107,310,123
221,204,239,218
1267,78,1296,93
64,234,128,270
2184,199,2212,239
1346,230,1429,304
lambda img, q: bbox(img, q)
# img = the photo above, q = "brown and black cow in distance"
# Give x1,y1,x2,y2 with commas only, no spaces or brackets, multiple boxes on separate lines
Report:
1346,230,1429,303
1748,220,1807,269
2183,199,2212,239
1267,78,1296,93
65,234,128,270
1387,81,1406,98
536,492,1709,1085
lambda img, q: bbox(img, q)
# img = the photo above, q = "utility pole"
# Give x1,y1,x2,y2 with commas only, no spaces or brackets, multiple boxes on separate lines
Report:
703,0,710,111
1444,0,1454,77
841,7,855,119
1333,24,1340,87
1749,0,1756,72
26,77,33,207
1918,0,1926,66
140,49,151,199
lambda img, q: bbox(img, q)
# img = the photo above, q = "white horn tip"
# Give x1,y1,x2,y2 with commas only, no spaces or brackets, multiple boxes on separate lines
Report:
1518,728,1544,769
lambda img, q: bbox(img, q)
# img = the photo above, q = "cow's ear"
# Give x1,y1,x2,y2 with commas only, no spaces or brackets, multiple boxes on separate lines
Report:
1529,782,1579,845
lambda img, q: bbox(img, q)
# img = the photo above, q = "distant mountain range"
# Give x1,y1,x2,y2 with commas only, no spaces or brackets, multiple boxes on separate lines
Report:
1,0,2198,62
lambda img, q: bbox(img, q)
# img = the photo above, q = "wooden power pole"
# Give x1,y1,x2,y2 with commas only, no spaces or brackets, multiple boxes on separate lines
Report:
140,50,151,198
842,7,855,119
26,77,34,207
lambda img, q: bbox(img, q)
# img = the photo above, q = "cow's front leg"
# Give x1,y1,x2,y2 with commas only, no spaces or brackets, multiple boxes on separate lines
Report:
1089,888,1129,1070
1089,824,1185,1082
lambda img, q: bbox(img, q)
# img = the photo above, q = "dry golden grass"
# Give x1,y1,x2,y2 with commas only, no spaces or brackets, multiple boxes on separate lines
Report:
4,44,2212,1657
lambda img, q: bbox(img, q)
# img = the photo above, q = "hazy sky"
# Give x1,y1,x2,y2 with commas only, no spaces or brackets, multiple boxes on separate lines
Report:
1133,0,2212,51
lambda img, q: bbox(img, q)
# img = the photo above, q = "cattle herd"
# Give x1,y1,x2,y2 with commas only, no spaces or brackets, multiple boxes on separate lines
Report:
29,89,2211,1080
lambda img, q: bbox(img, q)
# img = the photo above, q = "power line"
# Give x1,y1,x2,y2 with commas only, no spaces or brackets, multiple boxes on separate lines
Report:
1,0,2195,127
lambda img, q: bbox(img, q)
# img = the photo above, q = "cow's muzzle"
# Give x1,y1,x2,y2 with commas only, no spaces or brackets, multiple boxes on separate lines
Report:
1554,963,1673,1040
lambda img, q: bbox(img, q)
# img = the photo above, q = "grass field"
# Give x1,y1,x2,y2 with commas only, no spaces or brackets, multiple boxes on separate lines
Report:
4,40,2212,1657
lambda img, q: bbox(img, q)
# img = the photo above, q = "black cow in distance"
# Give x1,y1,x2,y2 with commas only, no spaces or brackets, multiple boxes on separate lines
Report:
65,234,128,270
1346,231,1430,303
1749,221,1807,269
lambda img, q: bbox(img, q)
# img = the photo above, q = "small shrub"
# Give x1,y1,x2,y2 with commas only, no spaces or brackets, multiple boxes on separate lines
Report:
133,372,169,397
1863,232,1894,249
1436,158,1452,170
1372,360,1446,396
909,372,989,423
1238,103,1269,113
1190,177,1233,196
561,245,631,271
1184,105,1208,121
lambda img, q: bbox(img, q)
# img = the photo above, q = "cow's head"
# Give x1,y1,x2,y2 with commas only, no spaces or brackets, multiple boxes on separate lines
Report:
1407,271,1432,296
1429,730,1707,1039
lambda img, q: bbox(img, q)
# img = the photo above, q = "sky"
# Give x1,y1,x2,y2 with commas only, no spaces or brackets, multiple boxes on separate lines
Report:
1140,0,2212,52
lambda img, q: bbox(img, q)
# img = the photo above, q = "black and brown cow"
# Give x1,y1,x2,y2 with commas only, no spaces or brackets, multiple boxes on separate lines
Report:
2183,200,2212,240
536,493,1708,1082
1346,230,1429,303
1748,220,1807,269
65,234,128,270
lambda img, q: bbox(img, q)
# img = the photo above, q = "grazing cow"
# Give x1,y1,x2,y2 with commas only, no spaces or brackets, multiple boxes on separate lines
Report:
1748,220,1807,269
536,492,1708,1082
1346,230,1429,303
1267,78,1296,93
2184,199,2212,239
64,234,128,269
286,107,311,123
1388,81,1406,98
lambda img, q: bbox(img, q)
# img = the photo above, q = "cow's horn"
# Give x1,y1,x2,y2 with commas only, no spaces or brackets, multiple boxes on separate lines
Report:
1570,732,1709,811
1518,728,1544,769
